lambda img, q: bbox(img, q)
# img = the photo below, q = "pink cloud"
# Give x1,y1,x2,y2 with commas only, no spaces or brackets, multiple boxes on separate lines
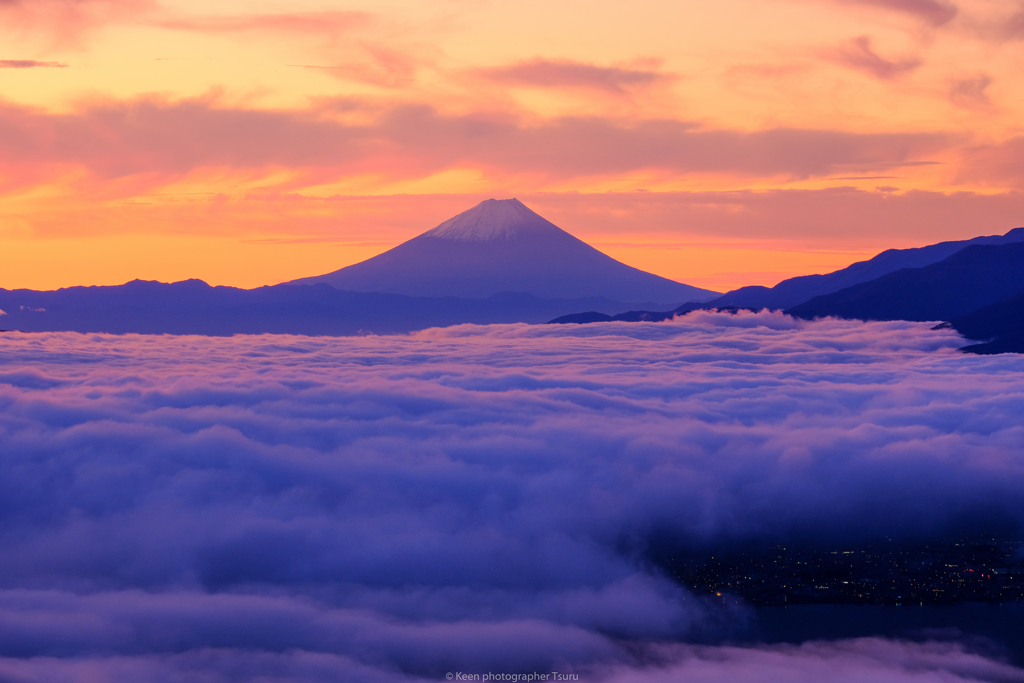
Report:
825,36,920,80
949,74,993,109
0,95,950,182
1002,6,1024,41
525,188,1024,244
960,136,1024,186
155,11,369,35
478,58,675,94
0,0,153,48
293,44,421,88
833,0,958,27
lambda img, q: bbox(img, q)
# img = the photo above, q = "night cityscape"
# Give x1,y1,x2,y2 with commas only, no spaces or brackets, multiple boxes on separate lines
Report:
666,536,1024,607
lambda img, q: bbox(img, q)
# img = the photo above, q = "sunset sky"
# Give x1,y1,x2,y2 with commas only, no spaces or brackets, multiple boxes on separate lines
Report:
2,0,1023,291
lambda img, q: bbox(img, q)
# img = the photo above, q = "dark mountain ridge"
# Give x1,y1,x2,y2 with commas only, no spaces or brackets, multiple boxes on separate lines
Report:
785,242,1024,323
709,227,1024,310
944,292,1024,355
0,279,681,336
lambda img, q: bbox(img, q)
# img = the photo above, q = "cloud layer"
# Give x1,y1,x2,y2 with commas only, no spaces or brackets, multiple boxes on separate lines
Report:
0,312,1022,679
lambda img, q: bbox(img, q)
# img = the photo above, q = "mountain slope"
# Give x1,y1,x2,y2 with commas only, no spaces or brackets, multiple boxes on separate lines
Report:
785,242,1024,322
711,227,1024,310
289,198,718,306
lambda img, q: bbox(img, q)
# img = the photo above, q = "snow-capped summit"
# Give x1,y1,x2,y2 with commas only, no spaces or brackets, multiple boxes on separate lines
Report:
422,198,559,242
289,198,719,306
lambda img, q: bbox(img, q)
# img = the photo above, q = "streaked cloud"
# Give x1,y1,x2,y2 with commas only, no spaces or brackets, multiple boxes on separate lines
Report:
155,11,370,36
0,96,949,182
960,136,1024,186
0,59,67,68
478,58,676,94
833,0,958,27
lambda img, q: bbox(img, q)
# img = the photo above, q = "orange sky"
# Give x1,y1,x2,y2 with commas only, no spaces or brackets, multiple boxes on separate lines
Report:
1,0,1023,292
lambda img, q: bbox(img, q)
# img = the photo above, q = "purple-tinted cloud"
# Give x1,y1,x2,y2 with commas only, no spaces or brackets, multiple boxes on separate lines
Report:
949,74,993,108
0,638,1015,682
825,36,921,80
833,0,958,27
0,59,67,68
598,640,1024,682
1001,6,1024,41
0,314,1022,678
478,59,675,94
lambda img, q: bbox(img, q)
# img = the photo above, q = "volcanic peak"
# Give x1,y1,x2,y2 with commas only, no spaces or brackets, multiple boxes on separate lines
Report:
422,198,560,242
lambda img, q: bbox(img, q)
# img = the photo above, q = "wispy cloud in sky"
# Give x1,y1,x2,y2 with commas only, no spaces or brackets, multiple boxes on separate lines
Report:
833,0,959,26
155,11,370,36
949,74,993,108
0,59,67,68
0,96,949,181
478,59,676,94
825,36,921,80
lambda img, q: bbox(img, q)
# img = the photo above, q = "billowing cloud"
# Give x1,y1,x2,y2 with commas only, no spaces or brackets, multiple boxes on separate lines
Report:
825,36,920,80
0,313,1022,678
478,59,675,94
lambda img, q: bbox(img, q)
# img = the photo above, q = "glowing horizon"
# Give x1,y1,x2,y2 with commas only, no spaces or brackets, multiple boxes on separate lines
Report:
1,0,1023,292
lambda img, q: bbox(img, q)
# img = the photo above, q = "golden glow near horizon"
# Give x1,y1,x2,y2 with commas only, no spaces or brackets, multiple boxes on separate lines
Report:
1,0,1023,291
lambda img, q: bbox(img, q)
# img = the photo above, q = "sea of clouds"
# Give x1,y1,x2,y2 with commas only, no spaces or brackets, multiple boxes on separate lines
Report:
0,310,1023,682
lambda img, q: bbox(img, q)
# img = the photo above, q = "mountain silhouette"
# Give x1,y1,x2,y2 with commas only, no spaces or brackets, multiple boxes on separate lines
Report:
0,280,675,336
786,242,1024,323
289,198,718,306
709,227,1024,310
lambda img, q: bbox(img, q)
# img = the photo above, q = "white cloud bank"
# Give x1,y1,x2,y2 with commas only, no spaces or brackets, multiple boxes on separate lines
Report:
0,310,1021,681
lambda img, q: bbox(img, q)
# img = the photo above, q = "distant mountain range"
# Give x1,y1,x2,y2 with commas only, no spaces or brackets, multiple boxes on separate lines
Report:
2,196,1022,354
552,227,1024,354
0,280,678,336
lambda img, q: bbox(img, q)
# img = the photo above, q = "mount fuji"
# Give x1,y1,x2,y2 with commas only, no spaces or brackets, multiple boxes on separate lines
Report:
289,198,718,306
0,199,717,336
